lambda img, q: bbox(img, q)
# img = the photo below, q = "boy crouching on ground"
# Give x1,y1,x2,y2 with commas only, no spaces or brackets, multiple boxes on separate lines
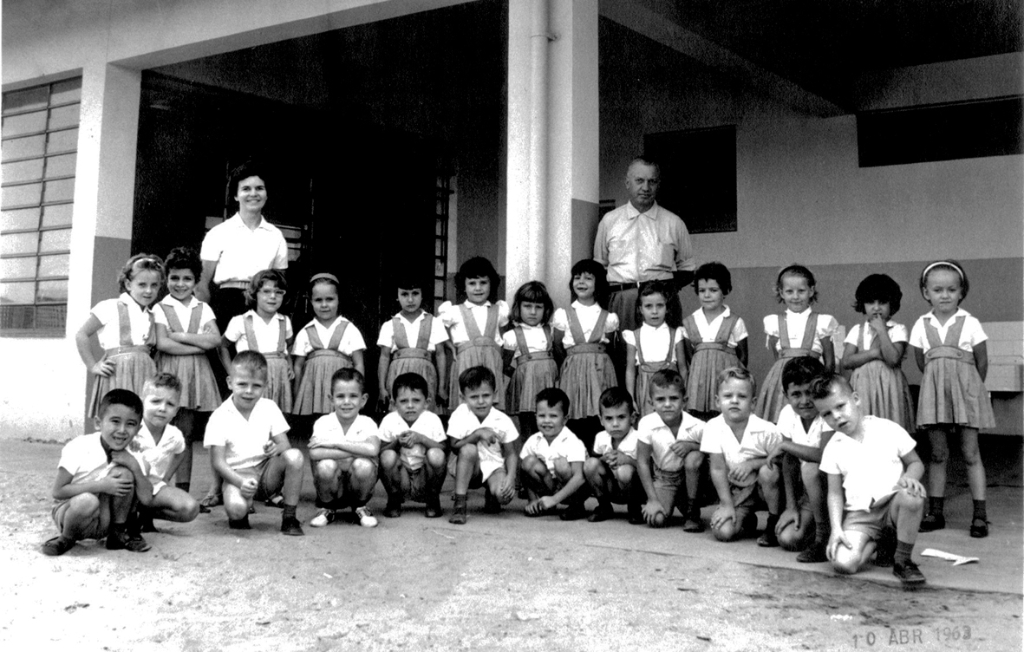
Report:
636,370,706,530
701,367,783,544
203,351,305,535
379,372,447,519
132,373,200,531
768,358,834,562
814,373,927,587
447,366,519,524
585,388,644,524
43,389,154,556
309,368,381,528
520,388,589,520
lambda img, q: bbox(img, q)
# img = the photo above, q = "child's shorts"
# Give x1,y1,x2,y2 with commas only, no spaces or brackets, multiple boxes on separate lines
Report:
235,459,277,501
842,493,897,541
448,452,503,484
730,482,767,527
652,467,685,515
52,500,106,540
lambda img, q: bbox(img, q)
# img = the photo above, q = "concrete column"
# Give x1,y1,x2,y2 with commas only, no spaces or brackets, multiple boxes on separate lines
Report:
505,0,599,307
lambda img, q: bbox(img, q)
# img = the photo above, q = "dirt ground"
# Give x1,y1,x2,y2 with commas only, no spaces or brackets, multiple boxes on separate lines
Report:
2,439,1021,652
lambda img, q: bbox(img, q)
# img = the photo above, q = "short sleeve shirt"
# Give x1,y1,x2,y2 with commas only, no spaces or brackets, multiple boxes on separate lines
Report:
224,310,293,353
551,302,620,347
520,428,586,473
376,311,449,352
501,323,552,358
310,414,380,455
153,295,217,333
593,202,695,283
199,213,289,284
437,300,510,345
819,416,917,512
593,429,639,461
292,317,366,357
682,306,748,347
131,422,186,485
700,414,782,472
763,310,839,355
637,411,705,472
775,404,831,450
204,397,290,470
378,410,446,471
844,321,908,349
622,323,685,364
447,403,519,479
90,294,154,349
909,309,988,353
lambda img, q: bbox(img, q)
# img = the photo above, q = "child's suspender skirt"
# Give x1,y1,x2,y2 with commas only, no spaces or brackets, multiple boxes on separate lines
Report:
388,315,439,409
506,325,558,414
634,327,676,417
755,312,819,423
155,303,222,411
684,313,739,415
293,320,352,415
89,302,156,418
917,317,994,429
848,322,915,432
244,314,292,413
449,304,504,410
558,308,617,420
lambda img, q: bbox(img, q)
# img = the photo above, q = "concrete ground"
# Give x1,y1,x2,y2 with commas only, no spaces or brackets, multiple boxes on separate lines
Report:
2,434,1021,651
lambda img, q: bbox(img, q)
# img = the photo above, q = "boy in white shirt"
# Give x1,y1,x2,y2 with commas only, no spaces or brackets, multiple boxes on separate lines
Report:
585,388,643,524
131,373,200,531
378,372,447,519
520,388,589,520
702,367,783,543
636,370,706,530
447,366,520,524
308,368,381,528
768,358,834,562
815,374,927,587
203,351,305,535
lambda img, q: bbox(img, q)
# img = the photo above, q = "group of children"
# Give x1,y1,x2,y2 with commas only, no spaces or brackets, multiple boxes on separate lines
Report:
50,250,996,589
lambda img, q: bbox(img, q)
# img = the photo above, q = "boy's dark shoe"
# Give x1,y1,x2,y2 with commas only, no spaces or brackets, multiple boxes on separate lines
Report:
41,535,75,557
970,518,989,538
482,491,502,514
918,512,945,532
106,526,151,552
588,502,614,523
757,528,780,548
265,493,285,508
383,499,403,518
682,511,705,533
893,560,926,587
138,511,158,534
627,501,645,525
796,542,829,563
228,515,251,530
559,502,588,521
281,516,305,536
424,496,443,519
449,495,468,525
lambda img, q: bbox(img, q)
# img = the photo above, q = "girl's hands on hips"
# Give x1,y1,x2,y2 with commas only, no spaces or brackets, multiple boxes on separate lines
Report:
91,358,115,377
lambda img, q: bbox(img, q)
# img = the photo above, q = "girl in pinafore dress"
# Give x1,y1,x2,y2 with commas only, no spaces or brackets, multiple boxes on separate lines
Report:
553,259,620,442
910,260,995,538
756,265,838,423
439,257,509,410
220,269,294,412
292,273,366,417
76,253,165,419
623,280,687,417
153,247,222,492
682,262,748,421
841,274,914,432
502,281,558,438
377,274,449,411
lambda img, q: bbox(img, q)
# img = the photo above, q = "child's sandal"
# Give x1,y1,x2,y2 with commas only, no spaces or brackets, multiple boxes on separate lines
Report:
970,518,989,538
918,512,945,533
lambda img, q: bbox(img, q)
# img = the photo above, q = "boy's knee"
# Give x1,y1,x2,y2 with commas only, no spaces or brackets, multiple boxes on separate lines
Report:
282,449,304,468
68,493,101,517
831,548,862,575
315,460,338,481
458,444,479,462
684,451,704,472
552,458,571,480
521,455,544,477
351,458,377,481
614,465,634,485
712,523,737,542
583,457,602,478
108,467,134,483
778,525,804,551
380,449,399,469
181,499,200,522
896,490,924,513
425,448,446,469
224,496,249,520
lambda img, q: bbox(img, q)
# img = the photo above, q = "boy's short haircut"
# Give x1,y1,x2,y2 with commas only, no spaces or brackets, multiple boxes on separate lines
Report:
98,388,143,419
535,387,570,415
649,369,685,396
392,372,429,399
232,350,269,379
810,372,852,400
144,372,183,397
781,357,825,393
332,367,366,393
458,366,496,393
716,366,756,395
599,387,634,414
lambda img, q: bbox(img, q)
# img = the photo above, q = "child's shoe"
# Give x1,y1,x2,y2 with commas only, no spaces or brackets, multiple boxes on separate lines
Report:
893,560,926,587
138,511,158,534
627,501,645,525
41,535,75,557
228,515,251,530
757,528,780,548
106,525,151,552
281,516,304,536
354,506,378,528
309,508,336,528
449,495,468,525
482,491,502,514
796,542,829,563
588,501,614,523
970,518,989,538
383,498,403,518
918,512,945,532
559,501,588,521
265,493,285,508
682,508,704,533
424,496,443,519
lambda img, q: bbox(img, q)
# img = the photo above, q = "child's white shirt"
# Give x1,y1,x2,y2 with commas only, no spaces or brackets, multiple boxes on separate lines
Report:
152,295,216,332
56,434,148,504
447,403,519,480
593,429,640,461
501,323,552,358
637,411,705,472
377,410,446,471
224,310,292,353
520,427,587,475
292,316,365,357
843,320,908,349
204,397,290,470
762,309,838,355
775,404,831,450
700,414,782,471
376,311,448,352
682,306,748,347
819,416,916,512
131,421,185,490
90,293,154,349
310,414,379,452
438,300,509,345
551,301,619,346
622,322,685,364
908,309,988,353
